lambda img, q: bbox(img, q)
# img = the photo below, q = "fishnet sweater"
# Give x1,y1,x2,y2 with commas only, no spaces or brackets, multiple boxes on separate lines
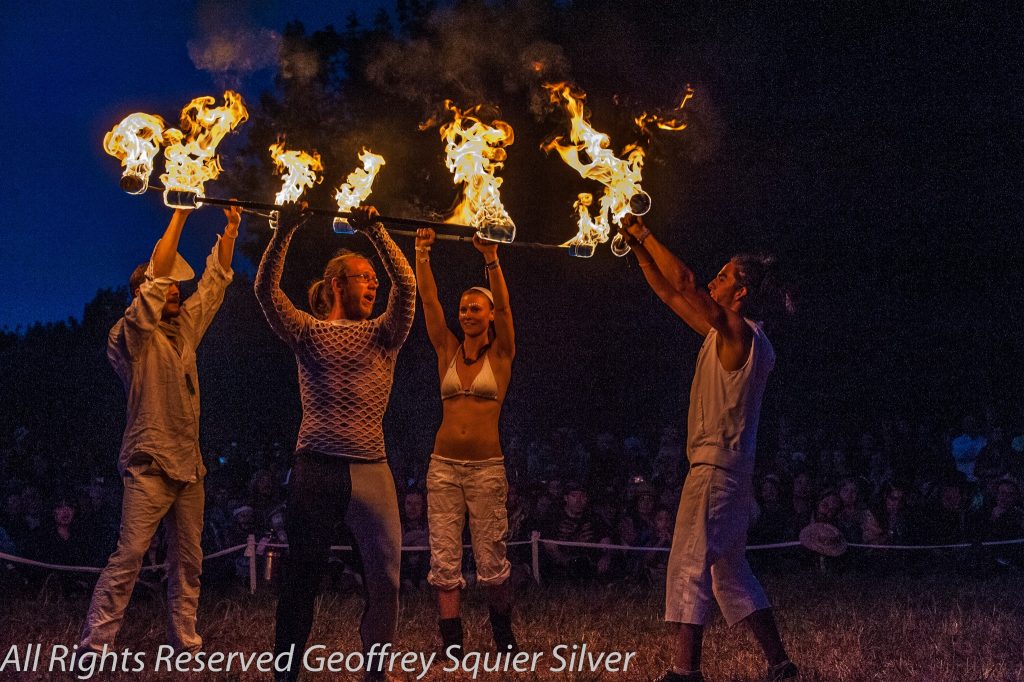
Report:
254,222,416,461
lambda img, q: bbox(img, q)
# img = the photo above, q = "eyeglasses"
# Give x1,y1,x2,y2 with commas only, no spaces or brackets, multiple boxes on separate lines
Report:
345,273,379,284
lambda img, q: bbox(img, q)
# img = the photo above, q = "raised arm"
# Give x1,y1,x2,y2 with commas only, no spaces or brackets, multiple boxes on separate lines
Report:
621,220,711,337
352,207,416,351
622,217,752,361
254,206,315,348
217,202,241,270
149,208,190,279
122,209,191,356
474,235,514,358
415,228,459,361
180,204,239,345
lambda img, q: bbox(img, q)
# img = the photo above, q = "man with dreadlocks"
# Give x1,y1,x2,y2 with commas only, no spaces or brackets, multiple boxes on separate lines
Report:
255,205,415,682
619,215,798,682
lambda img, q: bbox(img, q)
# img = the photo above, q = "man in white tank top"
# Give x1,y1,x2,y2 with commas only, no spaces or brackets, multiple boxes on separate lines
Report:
620,216,798,682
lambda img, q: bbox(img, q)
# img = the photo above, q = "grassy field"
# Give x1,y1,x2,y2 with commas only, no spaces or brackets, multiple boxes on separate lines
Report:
2,561,1023,681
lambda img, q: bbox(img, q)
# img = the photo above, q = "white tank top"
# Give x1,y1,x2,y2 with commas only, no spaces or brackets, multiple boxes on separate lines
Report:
686,319,775,474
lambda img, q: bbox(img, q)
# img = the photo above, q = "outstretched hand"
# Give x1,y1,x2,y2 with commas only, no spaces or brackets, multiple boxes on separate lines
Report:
618,214,648,246
349,205,380,232
473,234,498,259
278,201,312,231
415,228,436,250
223,201,242,238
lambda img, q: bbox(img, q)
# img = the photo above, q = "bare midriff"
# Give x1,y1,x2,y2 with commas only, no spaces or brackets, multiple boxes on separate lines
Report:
433,397,503,461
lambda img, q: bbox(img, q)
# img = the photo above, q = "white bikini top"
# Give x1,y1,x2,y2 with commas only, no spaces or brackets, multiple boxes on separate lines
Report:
441,347,499,401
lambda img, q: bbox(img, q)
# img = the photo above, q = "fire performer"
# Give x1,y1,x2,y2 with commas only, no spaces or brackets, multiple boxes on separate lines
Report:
79,204,242,654
255,205,415,682
414,227,517,655
618,216,798,682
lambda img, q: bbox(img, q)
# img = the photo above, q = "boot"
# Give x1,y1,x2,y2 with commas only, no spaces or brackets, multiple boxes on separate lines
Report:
489,608,518,653
439,617,464,658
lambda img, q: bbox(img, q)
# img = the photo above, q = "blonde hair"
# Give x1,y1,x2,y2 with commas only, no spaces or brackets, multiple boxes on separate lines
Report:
307,249,368,319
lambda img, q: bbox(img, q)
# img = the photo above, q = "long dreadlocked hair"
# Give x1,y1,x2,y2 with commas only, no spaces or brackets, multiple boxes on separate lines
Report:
730,253,796,324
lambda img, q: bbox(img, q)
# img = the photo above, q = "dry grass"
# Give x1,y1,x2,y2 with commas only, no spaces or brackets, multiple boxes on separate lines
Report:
2,564,1023,681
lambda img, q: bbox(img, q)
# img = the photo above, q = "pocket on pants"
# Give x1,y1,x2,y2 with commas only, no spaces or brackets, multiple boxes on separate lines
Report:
125,455,157,478
488,505,510,543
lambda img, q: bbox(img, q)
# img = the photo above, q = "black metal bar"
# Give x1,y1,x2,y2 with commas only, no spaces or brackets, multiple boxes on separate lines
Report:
143,184,566,250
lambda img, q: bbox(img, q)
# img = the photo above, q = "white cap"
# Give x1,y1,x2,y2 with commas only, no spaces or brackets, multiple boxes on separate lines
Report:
145,240,195,282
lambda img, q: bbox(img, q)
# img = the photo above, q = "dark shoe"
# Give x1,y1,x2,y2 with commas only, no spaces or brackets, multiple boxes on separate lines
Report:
652,669,704,682
439,616,464,656
489,609,518,653
767,659,799,681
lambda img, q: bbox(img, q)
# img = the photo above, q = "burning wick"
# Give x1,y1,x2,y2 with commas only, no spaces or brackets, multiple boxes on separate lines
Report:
333,149,386,234
120,171,148,195
103,113,167,196
427,100,517,243
567,243,596,258
165,189,202,210
268,142,323,230
542,82,647,257
160,91,248,210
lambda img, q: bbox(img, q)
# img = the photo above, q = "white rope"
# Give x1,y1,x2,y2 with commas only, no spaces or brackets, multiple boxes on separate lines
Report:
0,543,247,574
529,537,1024,552
261,539,533,552
2,536,1021,574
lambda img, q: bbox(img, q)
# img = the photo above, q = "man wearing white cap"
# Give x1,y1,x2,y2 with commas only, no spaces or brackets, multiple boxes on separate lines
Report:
80,204,241,654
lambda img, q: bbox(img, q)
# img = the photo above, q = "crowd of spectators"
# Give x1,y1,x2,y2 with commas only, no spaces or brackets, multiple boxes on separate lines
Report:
2,414,1023,593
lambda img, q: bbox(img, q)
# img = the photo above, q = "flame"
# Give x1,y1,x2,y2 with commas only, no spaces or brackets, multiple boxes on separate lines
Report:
103,113,166,193
160,91,248,206
431,100,516,240
334,148,386,212
542,82,644,250
269,141,323,205
563,192,608,247
635,86,694,133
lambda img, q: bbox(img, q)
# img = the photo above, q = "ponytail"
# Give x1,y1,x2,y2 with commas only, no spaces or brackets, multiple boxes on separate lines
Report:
307,279,331,319
307,249,368,320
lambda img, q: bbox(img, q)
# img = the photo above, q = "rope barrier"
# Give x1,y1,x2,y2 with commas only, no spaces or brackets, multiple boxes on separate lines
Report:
2,536,1019,575
0,543,247,574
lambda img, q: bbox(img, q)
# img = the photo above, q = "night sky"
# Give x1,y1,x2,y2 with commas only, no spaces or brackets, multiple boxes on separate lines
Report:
1,1,1021,419
0,0,389,331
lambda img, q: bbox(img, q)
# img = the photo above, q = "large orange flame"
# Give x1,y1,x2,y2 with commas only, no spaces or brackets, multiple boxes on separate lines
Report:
103,113,167,194
160,91,248,208
542,82,645,253
430,101,516,242
269,141,323,205
333,149,385,233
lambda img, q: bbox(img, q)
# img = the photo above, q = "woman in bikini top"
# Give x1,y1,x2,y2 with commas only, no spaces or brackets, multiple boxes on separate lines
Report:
416,231,513,460
414,226,517,654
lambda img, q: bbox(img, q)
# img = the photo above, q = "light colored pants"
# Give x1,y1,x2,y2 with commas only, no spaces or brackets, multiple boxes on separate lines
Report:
346,461,401,651
80,459,204,652
426,456,511,590
665,463,769,626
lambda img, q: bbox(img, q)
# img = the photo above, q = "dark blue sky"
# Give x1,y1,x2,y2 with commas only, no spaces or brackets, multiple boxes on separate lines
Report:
0,1,388,330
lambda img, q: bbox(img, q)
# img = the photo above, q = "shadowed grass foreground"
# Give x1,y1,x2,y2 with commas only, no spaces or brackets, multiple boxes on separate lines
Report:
2,564,1023,681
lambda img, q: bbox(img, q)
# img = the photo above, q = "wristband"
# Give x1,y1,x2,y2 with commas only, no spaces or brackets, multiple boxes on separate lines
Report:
415,246,431,253
484,260,500,271
636,227,651,245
